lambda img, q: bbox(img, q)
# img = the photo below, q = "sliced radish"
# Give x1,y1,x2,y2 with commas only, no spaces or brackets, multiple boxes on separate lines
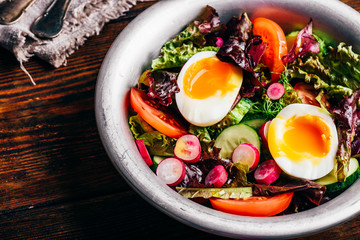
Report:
254,159,282,185
259,121,271,150
215,37,224,47
174,134,201,163
231,143,259,172
267,82,285,100
357,110,360,119
205,165,228,188
135,140,153,166
156,157,186,186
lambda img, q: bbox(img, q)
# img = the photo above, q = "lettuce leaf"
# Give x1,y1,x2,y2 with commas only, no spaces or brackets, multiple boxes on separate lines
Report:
128,115,154,139
176,187,252,199
137,131,176,157
188,125,213,153
147,71,179,106
286,43,360,102
331,89,360,181
129,115,176,157
151,43,219,70
151,6,222,70
216,13,267,78
282,20,320,65
212,97,253,131
251,174,326,206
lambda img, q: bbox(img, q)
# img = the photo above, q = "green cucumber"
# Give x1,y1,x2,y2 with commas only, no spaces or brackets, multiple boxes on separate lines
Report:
316,158,360,194
214,123,261,159
151,156,165,172
242,118,267,131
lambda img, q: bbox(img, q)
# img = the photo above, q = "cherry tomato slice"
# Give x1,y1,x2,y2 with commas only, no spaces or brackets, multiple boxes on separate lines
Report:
130,87,188,139
293,82,320,106
252,17,288,82
210,192,294,217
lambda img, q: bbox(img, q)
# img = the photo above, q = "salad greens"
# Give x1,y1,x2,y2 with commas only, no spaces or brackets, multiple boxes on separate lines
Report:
128,5,360,215
129,115,176,156
151,6,221,70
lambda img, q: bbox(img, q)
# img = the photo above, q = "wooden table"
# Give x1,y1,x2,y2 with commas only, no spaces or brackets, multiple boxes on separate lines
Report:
1,1,359,239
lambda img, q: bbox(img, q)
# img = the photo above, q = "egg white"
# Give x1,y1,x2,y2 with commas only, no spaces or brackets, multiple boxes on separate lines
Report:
175,51,243,127
268,103,338,180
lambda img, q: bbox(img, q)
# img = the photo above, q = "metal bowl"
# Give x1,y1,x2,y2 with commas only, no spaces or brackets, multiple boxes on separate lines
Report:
95,0,360,238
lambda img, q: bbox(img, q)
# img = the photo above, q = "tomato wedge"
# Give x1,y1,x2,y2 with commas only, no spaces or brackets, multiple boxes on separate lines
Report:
293,82,320,106
252,17,288,82
130,87,188,138
209,192,294,217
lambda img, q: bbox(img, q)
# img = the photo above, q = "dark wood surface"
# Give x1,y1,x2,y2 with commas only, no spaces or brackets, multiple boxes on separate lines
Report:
1,1,360,239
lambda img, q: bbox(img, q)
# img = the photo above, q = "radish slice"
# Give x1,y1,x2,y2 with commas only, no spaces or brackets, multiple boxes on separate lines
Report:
259,121,271,150
267,82,285,100
135,140,153,166
205,165,228,188
156,157,186,186
215,37,224,47
231,143,259,172
254,159,282,185
174,134,201,163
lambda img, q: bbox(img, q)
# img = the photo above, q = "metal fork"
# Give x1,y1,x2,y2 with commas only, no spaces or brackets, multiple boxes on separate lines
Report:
0,0,38,25
31,0,72,39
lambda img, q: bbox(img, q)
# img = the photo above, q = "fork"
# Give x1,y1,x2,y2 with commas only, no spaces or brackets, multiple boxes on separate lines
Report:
0,0,38,24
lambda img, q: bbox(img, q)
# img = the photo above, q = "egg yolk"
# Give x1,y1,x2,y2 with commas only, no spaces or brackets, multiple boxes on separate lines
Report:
273,114,332,164
183,56,242,99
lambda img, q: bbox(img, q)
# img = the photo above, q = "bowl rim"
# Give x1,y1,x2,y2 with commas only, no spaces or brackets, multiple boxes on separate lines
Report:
95,0,360,238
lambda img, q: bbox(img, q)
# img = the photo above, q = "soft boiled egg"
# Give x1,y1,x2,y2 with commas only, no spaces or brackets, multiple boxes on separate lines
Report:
175,51,243,127
268,103,338,180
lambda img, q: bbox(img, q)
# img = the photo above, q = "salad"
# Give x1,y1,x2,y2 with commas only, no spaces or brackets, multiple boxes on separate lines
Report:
128,6,360,217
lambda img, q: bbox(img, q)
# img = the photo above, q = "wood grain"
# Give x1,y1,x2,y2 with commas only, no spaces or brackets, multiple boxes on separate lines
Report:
0,1,359,239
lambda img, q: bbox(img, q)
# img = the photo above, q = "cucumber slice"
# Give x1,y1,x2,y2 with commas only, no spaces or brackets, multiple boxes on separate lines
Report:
151,156,165,172
242,118,267,131
214,124,261,159
316,158,360,194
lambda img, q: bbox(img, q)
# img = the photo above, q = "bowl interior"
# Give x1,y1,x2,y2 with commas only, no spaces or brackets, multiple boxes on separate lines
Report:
95,0,360,238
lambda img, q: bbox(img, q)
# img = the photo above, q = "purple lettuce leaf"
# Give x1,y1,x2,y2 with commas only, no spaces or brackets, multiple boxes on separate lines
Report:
331,88,360,181
216,13,268,78
282,20,320,65
147,71,179,106
250,174,326,205
189,5,224,47
352,119,360,156
178,147,232,188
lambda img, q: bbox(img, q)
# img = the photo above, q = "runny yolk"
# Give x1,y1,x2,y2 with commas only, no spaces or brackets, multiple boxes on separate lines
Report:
282,114,332,162
183,56,242,99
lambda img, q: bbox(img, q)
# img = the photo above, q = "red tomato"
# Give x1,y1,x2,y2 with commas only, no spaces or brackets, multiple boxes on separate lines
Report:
293,82,320,106
252,17,288,82
209,192,294,217
130,87,188,138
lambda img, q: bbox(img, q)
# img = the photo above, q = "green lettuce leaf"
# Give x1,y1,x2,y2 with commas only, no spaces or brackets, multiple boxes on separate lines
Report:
128,114,175,156
225,162,249,187
152,44,219,70
137,131,176,157
176,187,252,199
208,97,253,138
286,42,360,102
128,114,154,139
188,125,213,153
151,6,222,70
